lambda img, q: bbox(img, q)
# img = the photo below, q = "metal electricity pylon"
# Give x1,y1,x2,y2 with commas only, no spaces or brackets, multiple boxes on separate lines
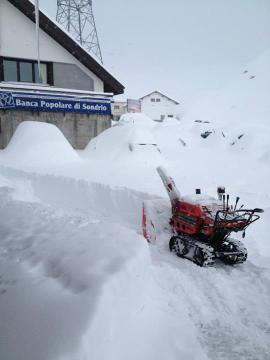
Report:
56,0,103,63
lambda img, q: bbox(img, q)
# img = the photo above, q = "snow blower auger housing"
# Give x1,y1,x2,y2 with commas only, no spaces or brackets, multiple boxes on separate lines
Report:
157,167,263,267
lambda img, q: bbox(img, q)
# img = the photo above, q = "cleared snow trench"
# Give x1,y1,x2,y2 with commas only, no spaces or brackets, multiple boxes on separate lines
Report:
0,167,270,360
0,167,206,360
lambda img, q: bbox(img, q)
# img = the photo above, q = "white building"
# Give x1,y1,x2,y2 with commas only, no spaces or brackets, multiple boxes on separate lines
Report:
112,100,127,121
112,98,142,121
139,91,180,122
0,0,124,149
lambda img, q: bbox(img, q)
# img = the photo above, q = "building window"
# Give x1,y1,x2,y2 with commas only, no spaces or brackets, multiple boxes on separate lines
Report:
20,62,33,82
2,58,50,84
34,63,48,84
151,98,155,102
156,98,161,102
3,60,18,82
114,105,120,110
168,114,174,118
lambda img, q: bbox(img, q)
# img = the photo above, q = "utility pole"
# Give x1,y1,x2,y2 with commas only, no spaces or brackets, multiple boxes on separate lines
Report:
35,0,41,82
56,0,103,64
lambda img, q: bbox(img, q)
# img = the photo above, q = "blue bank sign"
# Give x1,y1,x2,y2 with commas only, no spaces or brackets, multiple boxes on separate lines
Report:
0,90,112,115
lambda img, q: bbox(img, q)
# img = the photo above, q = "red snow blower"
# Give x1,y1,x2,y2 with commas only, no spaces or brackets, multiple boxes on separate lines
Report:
156,167,263,266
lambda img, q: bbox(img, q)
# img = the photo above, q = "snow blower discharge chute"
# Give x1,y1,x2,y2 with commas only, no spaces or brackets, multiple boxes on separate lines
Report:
156,166,264,267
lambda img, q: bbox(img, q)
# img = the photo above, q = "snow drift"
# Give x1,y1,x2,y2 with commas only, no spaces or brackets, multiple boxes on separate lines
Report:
0,121,81,171
0,168,206,360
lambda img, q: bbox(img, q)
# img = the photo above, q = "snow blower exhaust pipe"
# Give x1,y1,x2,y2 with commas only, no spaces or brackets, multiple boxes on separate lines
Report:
157,166,181,206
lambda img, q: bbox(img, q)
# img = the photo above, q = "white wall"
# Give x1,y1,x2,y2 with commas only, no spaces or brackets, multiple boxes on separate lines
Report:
0,0,104,92
112,101,127,120
141,91,179,121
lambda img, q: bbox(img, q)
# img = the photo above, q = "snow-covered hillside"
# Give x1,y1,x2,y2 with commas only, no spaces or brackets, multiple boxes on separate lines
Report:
0,51,270,360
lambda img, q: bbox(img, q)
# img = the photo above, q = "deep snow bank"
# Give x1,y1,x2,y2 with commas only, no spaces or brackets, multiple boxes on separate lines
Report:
144,51,270,205
84,113,159,162
0,169,206,360
119,112,156,127
0,184,150,360
0,121,81,171
182,50,270,161
0,165,156,230
80,116,166,194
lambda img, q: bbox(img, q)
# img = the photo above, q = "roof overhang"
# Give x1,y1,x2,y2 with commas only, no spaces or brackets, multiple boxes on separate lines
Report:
7,0,125,95
139,90,179,105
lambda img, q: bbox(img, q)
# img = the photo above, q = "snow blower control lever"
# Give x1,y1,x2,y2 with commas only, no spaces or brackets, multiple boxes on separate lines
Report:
157,166,264,267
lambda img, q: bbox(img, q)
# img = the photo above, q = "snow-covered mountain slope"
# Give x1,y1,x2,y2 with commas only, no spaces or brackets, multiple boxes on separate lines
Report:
0,50,270,360
182,49,270,163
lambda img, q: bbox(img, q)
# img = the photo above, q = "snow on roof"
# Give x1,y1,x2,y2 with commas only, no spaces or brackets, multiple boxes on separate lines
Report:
139,90,180,105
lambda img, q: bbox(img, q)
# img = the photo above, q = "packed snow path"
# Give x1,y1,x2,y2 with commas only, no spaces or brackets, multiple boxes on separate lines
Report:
0,167,270,360
148,200,270,360
152,241,270,360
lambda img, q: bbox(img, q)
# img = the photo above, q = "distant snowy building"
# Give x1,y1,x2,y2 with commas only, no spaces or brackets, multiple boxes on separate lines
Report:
139,91,180,122
112,99,141,121
0,0,124,149
112,100,127,121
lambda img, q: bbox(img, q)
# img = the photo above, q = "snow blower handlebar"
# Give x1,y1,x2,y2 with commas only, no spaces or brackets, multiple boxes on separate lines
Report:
253,208,264,213
214,208,263,233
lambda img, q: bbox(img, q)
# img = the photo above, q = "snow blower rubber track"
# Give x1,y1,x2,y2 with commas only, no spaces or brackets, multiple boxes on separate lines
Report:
169,235,215,267
169,235,248,266
216,238,248,265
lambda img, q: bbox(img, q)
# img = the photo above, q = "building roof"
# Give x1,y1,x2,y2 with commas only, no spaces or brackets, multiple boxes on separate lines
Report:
139,90,179,105
7,0,125,95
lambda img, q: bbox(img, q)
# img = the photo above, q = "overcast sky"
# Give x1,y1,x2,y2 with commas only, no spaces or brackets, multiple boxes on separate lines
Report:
40,0,270,104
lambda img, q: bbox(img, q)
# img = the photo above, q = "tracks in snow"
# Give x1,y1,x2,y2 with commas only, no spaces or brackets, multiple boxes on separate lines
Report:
151,229,270,360
1,166,270,360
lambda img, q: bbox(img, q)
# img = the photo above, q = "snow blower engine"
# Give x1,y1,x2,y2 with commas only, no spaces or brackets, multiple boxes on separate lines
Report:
157,167,264,266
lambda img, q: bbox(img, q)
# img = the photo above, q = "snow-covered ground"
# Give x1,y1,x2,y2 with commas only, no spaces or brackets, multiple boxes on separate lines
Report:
0,51,270,360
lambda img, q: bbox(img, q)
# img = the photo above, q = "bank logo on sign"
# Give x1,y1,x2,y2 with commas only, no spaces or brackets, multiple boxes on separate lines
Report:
0,90,112,115
0,92,15,109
